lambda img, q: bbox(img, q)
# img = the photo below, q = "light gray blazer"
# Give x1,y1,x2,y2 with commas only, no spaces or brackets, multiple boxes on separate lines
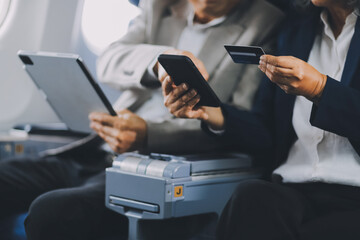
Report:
97,0,284,154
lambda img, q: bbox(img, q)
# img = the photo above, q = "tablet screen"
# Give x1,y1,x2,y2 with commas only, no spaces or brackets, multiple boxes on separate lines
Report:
18,51,116,133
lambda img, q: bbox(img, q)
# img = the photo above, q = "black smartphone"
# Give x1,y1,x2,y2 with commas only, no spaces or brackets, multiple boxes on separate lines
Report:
158,54,220,107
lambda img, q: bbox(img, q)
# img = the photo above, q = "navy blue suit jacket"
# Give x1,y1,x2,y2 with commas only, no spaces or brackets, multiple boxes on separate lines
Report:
217,10,360,172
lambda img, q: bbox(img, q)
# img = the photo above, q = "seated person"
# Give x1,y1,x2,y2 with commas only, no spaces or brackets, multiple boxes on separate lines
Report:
92,0,283,154
162,0,360,239
0,0,283,239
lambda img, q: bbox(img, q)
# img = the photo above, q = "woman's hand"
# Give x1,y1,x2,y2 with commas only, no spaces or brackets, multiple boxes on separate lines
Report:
161,76,225,130
259,55,327,103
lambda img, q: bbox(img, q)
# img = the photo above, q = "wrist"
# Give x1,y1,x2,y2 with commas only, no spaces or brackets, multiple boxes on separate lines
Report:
310,74,327,105
203,107,225,131
153,62,159,77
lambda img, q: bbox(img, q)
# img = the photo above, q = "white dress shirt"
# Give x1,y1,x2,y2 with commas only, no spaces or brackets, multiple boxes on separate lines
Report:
146,8,226,78
177,11,226,57
137,8,227,121
273,11,360,186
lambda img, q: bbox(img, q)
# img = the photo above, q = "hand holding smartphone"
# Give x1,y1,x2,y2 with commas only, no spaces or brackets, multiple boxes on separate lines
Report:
158,54,220,107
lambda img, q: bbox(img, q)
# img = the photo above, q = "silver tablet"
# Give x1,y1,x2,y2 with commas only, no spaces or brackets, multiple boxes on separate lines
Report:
18,50,116,133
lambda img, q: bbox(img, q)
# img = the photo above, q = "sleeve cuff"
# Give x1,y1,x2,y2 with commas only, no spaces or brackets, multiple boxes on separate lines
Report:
207,125,225,136
140,56,161,88
310,76,336,126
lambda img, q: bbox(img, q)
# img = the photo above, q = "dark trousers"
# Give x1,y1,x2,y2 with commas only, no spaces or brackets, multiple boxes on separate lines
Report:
216,179,360,240
0,156,128,240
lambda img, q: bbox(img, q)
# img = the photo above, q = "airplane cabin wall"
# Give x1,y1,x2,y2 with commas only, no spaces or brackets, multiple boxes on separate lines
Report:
0,0,85,132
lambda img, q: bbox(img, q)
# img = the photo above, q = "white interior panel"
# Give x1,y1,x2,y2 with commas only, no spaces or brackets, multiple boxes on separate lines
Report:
0,0,85,131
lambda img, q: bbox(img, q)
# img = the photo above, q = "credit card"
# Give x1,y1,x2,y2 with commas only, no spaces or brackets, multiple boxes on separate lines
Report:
224,45,265,64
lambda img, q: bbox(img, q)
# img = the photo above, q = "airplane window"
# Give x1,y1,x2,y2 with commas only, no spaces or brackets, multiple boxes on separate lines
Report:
0,0,11,28
81,0,140,53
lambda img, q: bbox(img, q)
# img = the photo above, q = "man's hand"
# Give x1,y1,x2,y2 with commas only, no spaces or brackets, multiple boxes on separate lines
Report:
154,49,209,83
259,55,327,103
89,109,147,154
162,76,224,130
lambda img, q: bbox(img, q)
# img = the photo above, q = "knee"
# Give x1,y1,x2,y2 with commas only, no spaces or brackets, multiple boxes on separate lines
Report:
230,179,275,206
233,179,271,198
25,190,81,240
